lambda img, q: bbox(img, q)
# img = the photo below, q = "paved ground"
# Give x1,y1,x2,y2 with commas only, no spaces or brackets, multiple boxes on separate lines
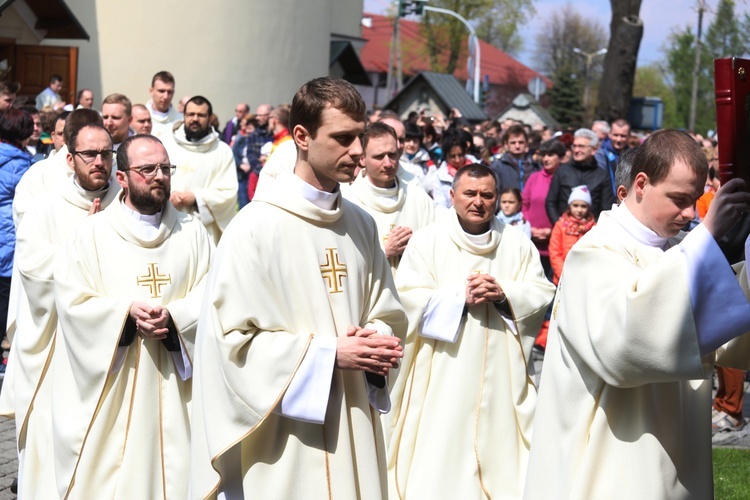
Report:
0,363,745,499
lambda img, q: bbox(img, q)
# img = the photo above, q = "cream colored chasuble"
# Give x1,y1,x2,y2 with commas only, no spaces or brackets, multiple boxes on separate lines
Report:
50,197,212,499
526,203,750,499
190,172,407,499
389,211,554,499
345,173,435,275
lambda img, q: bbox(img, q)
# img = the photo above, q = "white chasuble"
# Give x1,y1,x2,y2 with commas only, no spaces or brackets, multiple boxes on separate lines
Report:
50,197,213,499
345,173,435,276
0,177,120,498
525,205,749,499
190,172,407,500
12,145,72,226
388,211,555,499
162,123,238,244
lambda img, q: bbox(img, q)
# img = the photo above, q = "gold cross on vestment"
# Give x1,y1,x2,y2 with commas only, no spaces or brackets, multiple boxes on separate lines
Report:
136,263,172,298
320,248,347,294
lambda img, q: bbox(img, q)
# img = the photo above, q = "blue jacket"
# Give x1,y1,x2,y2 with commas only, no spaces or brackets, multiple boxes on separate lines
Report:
0,142,32,277
595,138,628,196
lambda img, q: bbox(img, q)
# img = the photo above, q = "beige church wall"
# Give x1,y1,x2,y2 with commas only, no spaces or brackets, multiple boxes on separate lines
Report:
329,0,364,40
40,0,362,124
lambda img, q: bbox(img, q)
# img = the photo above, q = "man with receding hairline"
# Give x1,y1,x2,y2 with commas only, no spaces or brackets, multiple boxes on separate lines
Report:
389,163,554,499
131,104,153,135
191,76,406,499
49,134,212,498
76,89,94,109
526,129,750,499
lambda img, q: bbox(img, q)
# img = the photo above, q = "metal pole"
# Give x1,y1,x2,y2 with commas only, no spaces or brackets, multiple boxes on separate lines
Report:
423,6,481,104
689,0,705,132
386,16,398,98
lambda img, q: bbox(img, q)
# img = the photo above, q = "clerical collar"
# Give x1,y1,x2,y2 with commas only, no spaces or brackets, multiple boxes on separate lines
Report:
289,173,339,210
464,227,492,245
73,177,109,202
366,176,399,200
611,202,669,248
120,199,163,239
150,106,170,119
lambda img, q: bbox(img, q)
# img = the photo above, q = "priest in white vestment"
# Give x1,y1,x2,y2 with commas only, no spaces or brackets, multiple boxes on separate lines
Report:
49,135,213,499
343,121,435,276
191,77,407,500
147,71,182,140
525,130,750,499
388,164,555,499
12,108,104,227
161,96,237,244
0,123,121,498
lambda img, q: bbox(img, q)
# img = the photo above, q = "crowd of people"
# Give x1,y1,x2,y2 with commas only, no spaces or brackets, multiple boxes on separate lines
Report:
0,72,748,499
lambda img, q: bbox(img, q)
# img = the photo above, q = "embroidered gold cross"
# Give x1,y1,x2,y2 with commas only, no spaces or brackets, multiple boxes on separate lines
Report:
320,248,347,294
136,263,172,298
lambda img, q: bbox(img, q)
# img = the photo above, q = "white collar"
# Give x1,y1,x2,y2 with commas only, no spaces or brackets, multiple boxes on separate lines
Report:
464,227,492,245
611,202,669,249
73,178,109,202
289,173,339,210
366,176,399,199
120,199,163,239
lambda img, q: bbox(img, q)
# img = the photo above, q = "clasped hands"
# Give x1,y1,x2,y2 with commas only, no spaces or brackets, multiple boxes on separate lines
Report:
170,191,196,209
129,301,171,340
466,273,505,306
336,325,403,376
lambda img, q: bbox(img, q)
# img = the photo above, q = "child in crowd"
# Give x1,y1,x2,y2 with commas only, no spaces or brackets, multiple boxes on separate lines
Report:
549,185,596,284
497,187,531,238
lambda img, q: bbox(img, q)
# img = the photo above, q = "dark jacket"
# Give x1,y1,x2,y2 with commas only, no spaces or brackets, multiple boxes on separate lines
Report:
545,157,616,224
490,152,540,193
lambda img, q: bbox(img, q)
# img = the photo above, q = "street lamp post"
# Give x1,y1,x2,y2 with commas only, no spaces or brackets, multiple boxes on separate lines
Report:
572,47,607,109
423,6,481,104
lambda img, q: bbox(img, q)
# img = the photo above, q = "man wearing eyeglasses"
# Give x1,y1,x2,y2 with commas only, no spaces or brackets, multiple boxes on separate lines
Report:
0,122,122,497
48,134,213,498
162,95,237,244
544,128,616,223
12,108,103,226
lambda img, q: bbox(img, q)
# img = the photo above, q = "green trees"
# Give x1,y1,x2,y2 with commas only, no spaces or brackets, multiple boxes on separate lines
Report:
662,0,749,134
547,71,586,129
420,0,534,73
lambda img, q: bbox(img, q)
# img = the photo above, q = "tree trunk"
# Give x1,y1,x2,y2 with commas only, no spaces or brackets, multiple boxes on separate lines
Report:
596,0,643,122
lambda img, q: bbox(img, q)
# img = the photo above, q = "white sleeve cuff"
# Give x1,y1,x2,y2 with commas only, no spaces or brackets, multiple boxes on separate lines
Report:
365,372,391,413
194,194,215,225
419,286,466,343
274,336,336,424
682,224,750,355
171,345,192,381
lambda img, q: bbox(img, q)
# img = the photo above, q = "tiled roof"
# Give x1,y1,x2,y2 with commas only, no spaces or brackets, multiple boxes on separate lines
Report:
360,12,550,88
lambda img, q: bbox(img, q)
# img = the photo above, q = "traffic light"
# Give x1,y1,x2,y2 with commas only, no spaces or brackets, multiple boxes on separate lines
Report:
398,0,427,18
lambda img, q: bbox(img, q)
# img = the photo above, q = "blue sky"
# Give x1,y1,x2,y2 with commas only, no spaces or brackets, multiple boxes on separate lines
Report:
363,0,748,72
